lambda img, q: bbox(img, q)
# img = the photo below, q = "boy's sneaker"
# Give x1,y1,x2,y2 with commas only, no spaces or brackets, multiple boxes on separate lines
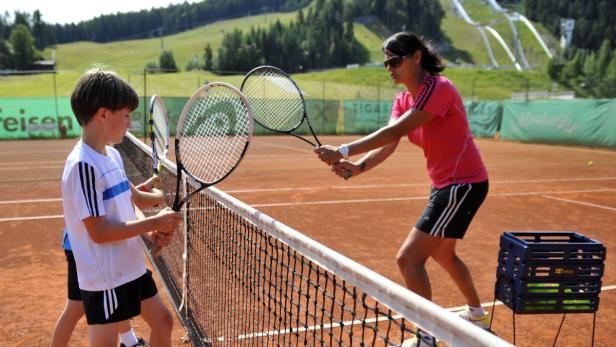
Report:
119,337,148,347
458,308,491,330
401,329,439,347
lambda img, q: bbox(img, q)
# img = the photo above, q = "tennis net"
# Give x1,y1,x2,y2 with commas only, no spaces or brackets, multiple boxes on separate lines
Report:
117,132,512,347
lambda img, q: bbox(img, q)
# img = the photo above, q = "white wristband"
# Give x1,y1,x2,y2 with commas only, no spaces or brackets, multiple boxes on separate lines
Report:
338,144,349,159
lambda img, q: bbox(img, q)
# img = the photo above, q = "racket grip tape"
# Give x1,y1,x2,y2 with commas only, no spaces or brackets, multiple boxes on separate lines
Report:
151,244,163,257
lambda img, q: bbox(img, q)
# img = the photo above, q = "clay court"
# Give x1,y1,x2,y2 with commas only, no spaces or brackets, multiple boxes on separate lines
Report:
0,135,614,346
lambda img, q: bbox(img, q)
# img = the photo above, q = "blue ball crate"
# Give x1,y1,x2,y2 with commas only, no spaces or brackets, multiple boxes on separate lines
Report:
495,231,605,314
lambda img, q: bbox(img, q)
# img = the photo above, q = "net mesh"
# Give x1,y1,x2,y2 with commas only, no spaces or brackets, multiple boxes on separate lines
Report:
117,133,511,347
241,66,305,132
176,85,252,184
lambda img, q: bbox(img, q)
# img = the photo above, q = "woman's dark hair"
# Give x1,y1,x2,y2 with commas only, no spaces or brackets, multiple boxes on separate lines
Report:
382,32,445,74
70,68,139,126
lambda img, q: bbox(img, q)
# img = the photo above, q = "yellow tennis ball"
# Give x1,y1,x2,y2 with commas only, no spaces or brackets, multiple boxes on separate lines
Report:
588,161,594,166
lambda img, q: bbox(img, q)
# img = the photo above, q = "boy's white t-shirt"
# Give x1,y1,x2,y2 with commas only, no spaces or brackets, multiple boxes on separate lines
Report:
62,141,146,291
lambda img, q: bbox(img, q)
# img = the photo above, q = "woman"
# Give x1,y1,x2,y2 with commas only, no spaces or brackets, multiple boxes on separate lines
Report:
315,32,490,346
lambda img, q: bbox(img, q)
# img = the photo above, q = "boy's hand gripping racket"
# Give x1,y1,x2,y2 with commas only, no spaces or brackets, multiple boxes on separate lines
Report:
151,82,253,257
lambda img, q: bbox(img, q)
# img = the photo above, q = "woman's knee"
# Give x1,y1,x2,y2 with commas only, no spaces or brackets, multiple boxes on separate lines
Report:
396,249,427,270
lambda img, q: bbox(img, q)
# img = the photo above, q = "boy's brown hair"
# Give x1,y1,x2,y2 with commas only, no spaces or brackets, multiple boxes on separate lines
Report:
70,68,139,126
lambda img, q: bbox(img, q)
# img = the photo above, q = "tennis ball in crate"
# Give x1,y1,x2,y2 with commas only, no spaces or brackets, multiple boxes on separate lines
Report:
527,283,559,294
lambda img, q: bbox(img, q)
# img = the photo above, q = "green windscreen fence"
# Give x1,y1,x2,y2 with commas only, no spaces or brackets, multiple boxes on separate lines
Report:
464,100,502,138
2,97,615,148
501,99,616,148
0,97,150,139
342,100,392,134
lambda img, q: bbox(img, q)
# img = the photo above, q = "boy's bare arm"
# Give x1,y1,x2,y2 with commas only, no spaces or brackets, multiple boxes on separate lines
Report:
130,182,166,209
82,208,181,244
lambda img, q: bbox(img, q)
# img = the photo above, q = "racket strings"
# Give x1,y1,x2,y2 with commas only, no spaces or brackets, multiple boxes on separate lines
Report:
243,69,304,132
178,88,251,184
151,99,169,158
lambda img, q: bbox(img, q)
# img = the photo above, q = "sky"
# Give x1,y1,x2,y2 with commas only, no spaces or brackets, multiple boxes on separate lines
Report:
3,0,201,25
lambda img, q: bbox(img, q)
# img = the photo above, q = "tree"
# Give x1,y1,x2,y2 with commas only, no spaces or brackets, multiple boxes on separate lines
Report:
598,55,616,97
561,50,583,80
159,50,178,72
547,57,564,80
597,39,611,80
203,43,213,71
32,10,46,50
13,12,31,30
185,55,201,71
144,60,158,72
0,39,12,68
10,24,37,70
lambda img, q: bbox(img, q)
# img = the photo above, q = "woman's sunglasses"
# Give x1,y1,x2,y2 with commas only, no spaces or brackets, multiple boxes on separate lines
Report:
383,54,410,69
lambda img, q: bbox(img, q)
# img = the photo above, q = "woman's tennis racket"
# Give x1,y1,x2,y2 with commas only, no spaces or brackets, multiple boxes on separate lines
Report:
148,95,169,188
240,65,321,147
151,82,253,257
241,65,351,178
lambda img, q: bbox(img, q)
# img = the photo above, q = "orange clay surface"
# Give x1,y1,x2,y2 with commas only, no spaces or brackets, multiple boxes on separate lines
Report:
0,135,615,346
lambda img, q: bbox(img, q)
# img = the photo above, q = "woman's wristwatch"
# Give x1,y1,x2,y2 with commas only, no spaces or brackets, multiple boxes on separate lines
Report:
338,144,349,159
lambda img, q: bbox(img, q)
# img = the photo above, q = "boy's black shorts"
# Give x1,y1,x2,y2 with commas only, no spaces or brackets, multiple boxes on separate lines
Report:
80,270,158,325
65,250,81,301
415,180,489,239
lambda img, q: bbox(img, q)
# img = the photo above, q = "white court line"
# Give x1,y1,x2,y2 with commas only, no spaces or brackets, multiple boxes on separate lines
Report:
0,214,63,222
4,161,65,165
0,150,69,155
226,177,616,193
255,141,314,154
542,195,616,212
499,141,616,155
233,285,616,341
0,198,61,205
0,165,64,171
1,188,615,212
250,188,615,208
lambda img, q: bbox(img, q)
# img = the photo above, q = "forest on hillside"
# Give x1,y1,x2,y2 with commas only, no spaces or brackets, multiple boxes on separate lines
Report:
0,0,447,72
214,0,446,73
524,0,616,98
0,0,311,46
523,0,615,52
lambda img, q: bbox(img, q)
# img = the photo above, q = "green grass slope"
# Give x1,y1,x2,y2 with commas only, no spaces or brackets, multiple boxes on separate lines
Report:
0,1,557,100
438,0,557,69
45,11,298,71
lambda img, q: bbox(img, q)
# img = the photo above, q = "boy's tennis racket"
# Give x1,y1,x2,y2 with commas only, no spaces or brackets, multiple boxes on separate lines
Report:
147,95,169,188
240,65,321,147
149,95,170,176
151,82,253,257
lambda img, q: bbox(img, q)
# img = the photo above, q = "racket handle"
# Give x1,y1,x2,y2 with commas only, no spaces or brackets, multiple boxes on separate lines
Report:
151,244,163,257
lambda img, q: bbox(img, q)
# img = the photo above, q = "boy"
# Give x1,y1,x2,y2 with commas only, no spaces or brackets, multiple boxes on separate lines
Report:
61,68,181,347
52,175,161,347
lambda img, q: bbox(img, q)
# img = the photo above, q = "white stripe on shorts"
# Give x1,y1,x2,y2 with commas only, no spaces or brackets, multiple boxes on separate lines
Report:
103,289,118,320
430,184,473,237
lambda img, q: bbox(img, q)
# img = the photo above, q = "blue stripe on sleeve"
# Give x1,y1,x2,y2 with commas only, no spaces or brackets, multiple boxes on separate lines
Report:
102,181,130,200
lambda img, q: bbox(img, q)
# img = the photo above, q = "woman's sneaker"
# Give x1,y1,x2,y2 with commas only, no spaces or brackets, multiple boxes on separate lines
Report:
457,308,491,330
119,337,148,347
401,329,439,347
